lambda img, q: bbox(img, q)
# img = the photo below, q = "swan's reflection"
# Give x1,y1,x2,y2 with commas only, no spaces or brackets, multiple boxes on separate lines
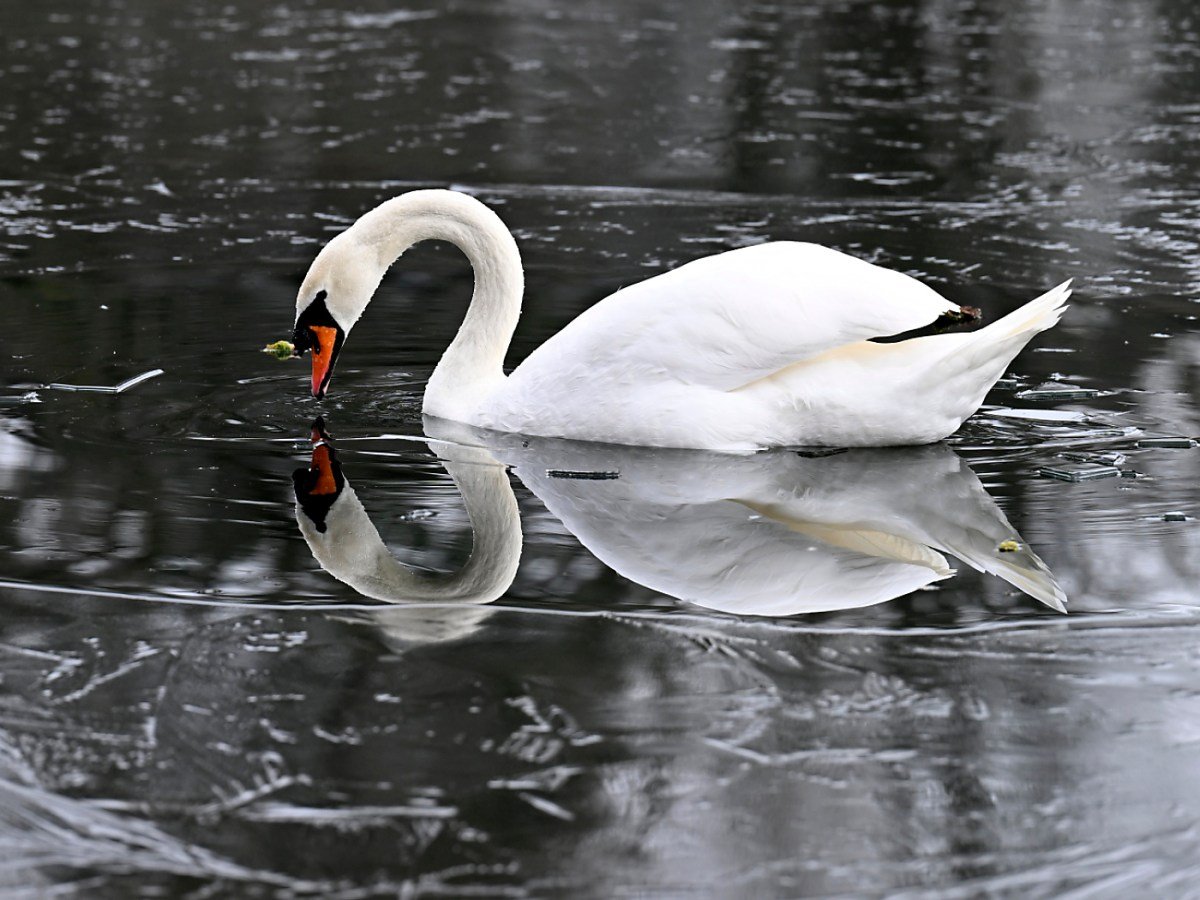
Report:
293,418,518,643
294,418,1065,618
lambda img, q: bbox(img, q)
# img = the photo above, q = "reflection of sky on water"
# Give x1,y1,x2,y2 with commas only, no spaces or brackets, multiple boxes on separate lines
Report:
2,0,1200,894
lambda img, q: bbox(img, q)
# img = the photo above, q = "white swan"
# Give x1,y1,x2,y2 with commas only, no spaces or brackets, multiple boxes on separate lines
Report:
292,189,1071,451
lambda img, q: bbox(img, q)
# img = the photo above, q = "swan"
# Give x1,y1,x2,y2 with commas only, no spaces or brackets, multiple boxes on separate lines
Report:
293,417,1066,616
292,189,1072,451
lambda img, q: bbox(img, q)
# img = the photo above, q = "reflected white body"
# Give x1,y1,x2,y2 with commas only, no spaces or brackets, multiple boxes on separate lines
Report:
295,190,1072,451
296,422,1066,618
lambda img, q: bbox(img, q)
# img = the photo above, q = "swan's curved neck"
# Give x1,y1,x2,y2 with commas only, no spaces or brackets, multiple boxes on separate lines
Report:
355,191,523,420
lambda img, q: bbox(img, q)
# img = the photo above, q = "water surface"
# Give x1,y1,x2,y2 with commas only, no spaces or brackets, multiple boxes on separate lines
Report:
2,0,1200,895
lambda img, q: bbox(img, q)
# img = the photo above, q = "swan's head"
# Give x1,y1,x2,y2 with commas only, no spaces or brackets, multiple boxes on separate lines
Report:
293,232,385,399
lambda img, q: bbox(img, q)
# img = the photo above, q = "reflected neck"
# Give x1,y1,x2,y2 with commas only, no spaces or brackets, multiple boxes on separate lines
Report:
298,444,522,604
355,190,523,421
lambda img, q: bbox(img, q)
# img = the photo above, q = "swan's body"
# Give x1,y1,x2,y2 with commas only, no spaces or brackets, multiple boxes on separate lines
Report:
293,189,1071,451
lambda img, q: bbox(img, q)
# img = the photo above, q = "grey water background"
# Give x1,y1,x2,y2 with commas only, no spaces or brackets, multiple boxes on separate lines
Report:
2,0,1199,895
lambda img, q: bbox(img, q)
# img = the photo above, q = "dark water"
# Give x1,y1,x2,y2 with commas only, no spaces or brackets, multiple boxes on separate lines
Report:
2,0,1200,895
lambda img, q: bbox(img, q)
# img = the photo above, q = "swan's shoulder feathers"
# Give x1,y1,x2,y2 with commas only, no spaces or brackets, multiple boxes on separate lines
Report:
508,242,959,393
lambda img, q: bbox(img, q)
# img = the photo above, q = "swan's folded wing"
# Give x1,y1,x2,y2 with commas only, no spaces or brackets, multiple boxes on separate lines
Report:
511,242,959,392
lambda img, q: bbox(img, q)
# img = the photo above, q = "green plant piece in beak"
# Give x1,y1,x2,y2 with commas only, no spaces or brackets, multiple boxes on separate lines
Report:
262,340,297,360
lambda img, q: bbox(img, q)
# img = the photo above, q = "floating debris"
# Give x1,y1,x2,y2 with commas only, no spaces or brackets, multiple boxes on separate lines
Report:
1141,511,1192,523
46,368,165,394
398,509,437,522
794,447,848,458
1038,464,1121,483
19,391,41,404
546,469,619,480
262,340,296,360
1136,437,1197,449
998,539,1020,552
1016,382,1099,402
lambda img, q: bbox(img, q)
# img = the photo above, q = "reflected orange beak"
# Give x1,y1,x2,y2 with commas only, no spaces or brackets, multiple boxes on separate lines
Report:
308,325,339,399
292,416,343,533
308,442,338,495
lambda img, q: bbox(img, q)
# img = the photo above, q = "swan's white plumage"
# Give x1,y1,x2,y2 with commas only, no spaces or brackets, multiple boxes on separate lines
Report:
506,242,959,393
295,189,1071,451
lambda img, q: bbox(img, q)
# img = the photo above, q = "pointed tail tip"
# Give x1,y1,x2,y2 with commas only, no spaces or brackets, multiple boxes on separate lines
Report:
1015,579,1068,614
1031,576,1069,613
1044,278,1073,301
1022,570,1068,613
986,553,1068,613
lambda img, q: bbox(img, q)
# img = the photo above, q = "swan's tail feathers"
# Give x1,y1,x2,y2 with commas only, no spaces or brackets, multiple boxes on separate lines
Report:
896,278,1074,442
983,279,1072,342
733,278,1073,446
940,278,1073,409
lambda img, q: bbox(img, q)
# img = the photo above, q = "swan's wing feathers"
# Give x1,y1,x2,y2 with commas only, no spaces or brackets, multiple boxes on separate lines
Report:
516,242,960,391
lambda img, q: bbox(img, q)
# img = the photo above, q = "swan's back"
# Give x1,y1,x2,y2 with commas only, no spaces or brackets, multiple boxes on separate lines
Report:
479,242,962,448
509,242,958,393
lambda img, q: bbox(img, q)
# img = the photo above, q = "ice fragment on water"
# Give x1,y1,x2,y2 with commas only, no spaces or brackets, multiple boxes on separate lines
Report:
1136,437,1197,449
1038,464,1121,482
990,407,1088,423
1060,450,1127,465
1016,381,1099,401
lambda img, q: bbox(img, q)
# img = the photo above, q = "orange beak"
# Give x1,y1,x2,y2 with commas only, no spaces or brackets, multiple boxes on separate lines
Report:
308,325,339,399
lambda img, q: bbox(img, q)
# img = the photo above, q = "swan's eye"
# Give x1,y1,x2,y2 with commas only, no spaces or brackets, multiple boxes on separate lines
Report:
291,289,331,355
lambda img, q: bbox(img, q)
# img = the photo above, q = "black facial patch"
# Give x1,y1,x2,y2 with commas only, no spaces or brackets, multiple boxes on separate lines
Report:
292,289,333,355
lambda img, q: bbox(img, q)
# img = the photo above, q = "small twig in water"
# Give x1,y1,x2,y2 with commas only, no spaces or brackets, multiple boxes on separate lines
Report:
45,368,165,394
